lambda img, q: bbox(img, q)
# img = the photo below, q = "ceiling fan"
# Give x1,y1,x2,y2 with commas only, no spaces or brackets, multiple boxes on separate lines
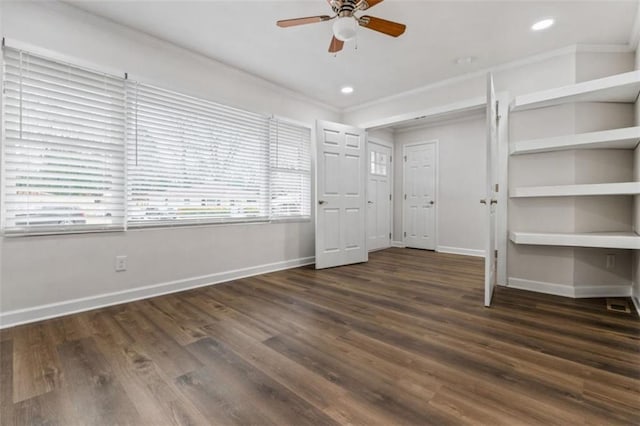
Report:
276,0,406,53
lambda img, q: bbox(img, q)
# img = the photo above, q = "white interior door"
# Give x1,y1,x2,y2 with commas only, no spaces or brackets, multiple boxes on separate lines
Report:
403,142,437,250
484,73,499,306
316,120,367,269
367,142,392,251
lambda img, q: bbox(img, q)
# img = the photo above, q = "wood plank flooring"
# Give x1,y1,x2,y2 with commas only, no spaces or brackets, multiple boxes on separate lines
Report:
1,248,639,425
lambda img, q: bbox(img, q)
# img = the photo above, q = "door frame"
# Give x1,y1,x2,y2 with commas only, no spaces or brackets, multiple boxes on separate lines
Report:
367,138,394,251
402,139,439,250
356,95,509,288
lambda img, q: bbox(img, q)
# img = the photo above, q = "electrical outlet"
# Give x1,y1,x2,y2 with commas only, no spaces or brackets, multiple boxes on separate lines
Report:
606,254,615,270
115,255,127,272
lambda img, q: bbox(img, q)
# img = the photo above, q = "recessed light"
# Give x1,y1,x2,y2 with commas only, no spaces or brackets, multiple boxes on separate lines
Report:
455,56,476,65
531,18,554,31
341,86,354,94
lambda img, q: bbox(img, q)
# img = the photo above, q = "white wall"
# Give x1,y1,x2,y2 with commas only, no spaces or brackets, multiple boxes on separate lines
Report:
2,1,638,324
575,51,634,82
344,49,580,287
393,114,486,256
343,48,578,128
0,1,340,326
367,128,395,146
344,44,638,297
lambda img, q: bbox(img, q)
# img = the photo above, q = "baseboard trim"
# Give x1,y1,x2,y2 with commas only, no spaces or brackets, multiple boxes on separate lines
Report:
632,296,640,316
391,241,406,248
368,245,392,253
0,256,315,329
436,245,485,258
573,285,633,298
508,277,575,298
507,277,632,298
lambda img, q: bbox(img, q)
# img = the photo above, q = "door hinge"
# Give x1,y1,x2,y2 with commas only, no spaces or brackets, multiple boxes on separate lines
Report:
495,183,499,192
404,194,407,200
390,156,392,162
389,194,392,201
389,232,392,239
404,231,407,237
404,155,407,162
494,249,498,258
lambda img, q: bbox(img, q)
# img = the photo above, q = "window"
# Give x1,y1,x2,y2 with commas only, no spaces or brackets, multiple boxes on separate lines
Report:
370,150,388,176
1,46,312,235
126,82,271,226
269,119,311,218
2,47,126,235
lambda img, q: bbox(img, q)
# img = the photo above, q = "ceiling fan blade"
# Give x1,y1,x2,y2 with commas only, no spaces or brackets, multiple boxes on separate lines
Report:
358,15,406,37
277,15,333,28
357,0,383,10
328,36,344,53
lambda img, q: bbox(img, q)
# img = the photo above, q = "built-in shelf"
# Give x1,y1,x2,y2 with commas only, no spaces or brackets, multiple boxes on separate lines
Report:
510,182,640,198
510,126,640,155
510,231,640,249
510,71,640,111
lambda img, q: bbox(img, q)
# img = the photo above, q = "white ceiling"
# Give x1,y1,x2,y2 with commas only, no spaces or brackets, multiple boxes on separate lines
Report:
66,0,638,109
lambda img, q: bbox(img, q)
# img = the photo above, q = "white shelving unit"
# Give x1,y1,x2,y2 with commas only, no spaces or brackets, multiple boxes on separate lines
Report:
510,231,640,250
511,70,640,112
510,182,640,198
510,126,640,155
509,70,640,298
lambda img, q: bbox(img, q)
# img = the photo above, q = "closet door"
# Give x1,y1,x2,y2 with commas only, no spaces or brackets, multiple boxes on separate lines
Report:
403,141,437,250
367,141,392,251
484,73,499,307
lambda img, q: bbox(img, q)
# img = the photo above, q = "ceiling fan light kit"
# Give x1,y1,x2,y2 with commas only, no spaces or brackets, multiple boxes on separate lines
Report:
333,16,358,41
276,0,406,53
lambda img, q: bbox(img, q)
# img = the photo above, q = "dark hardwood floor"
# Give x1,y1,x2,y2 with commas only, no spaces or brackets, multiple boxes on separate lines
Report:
1,248,639,425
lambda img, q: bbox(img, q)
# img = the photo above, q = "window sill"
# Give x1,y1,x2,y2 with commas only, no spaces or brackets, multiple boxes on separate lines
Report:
2,227,125,238
2,216,313,237
269,217,312,224
127,217,312,231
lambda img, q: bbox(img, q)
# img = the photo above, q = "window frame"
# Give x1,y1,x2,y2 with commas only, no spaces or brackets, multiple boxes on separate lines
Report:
124,80,273,229
0,42,313,236
1,44,128,236
268,115,313,222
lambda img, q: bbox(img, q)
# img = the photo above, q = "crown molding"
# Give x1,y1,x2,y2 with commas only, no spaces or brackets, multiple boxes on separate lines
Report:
575,43,634,53
56,1,341,115
344,43,632,114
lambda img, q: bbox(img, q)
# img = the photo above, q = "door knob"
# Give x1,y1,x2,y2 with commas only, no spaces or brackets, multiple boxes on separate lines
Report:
480,199,487,205
368,201,374,204
318,200,327,205
490,199,498,205
429,201,434,205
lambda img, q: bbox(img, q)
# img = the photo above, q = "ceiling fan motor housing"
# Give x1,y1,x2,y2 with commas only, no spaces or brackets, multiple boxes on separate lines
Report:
337,0,357,16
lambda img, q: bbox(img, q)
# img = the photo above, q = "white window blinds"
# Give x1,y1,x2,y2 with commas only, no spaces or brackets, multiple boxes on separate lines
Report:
269,119,311,218
2,47,126,235
126,82,271,226
2,46,313,235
